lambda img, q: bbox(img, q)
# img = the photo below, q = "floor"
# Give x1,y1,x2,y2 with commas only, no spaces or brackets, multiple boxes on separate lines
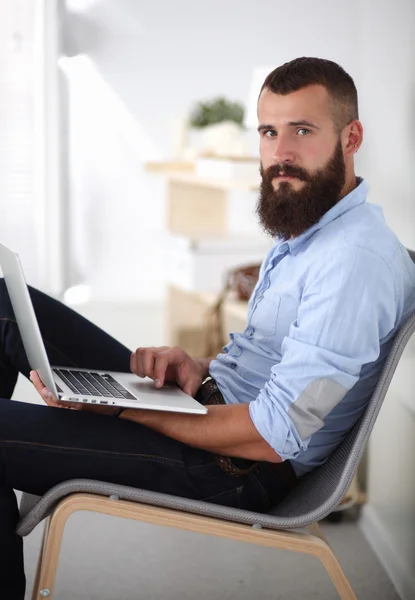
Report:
10,300,400,600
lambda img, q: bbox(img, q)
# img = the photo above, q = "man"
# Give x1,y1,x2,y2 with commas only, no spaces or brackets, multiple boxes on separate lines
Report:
1,57,415,596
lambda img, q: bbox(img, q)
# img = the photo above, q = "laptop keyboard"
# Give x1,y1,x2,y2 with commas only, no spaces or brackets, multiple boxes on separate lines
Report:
53,369,136,400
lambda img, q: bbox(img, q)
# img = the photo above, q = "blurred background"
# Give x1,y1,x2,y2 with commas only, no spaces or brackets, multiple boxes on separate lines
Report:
2,0,414,304
1,1,414,599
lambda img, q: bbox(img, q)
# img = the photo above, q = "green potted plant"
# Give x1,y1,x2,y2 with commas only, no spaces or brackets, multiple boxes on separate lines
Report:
189,97,244,129
187,97,249,158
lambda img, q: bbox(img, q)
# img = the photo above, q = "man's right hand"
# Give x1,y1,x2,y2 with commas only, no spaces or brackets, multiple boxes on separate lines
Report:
130,346,210,397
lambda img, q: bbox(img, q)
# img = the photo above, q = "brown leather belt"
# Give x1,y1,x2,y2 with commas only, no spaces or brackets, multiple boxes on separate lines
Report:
196,377,226,406
196,377,297,488
196,377,260,477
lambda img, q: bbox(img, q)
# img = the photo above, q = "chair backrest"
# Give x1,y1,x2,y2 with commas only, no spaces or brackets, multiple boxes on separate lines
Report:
407,248,415,263
269,247,415,527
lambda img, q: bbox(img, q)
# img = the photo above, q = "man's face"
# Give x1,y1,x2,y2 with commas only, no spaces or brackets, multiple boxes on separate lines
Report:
256,85,346,239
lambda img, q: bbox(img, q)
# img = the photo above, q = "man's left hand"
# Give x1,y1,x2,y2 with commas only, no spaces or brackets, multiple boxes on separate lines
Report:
29,370,118,416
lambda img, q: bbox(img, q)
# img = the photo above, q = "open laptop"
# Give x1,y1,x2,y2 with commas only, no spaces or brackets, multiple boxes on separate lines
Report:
0,242,207,415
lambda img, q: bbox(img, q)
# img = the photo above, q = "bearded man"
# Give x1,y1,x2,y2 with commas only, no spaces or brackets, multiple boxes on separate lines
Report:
1,57,415,597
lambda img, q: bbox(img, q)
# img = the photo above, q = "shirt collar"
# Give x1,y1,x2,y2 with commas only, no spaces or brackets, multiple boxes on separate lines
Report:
275,178,368,256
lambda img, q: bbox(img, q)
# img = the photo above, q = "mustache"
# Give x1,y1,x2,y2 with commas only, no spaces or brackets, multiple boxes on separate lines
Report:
262,163,310,182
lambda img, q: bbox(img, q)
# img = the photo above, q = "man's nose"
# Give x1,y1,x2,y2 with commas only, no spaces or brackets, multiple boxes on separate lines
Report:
272,137,295,164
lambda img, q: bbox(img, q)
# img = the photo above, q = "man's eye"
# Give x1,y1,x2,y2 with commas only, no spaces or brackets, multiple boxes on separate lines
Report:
265,130,276,137
297,128,309,136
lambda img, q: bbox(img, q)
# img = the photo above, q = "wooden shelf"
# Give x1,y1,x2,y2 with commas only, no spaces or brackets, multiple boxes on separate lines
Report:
145,161,260,192
144,161,195,173
166,171,260,192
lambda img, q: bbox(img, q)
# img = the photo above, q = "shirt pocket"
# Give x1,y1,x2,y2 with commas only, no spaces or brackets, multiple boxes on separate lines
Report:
250,290,281,340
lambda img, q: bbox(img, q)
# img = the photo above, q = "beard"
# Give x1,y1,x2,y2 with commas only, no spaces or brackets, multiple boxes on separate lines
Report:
256,140,346,240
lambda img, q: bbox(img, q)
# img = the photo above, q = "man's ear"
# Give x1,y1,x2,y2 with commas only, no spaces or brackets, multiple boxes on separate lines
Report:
343,120,364,156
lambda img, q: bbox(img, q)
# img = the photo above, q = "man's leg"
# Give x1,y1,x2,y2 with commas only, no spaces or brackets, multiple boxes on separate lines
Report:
0,399,271,598
0,277,133,597
0,280,296,596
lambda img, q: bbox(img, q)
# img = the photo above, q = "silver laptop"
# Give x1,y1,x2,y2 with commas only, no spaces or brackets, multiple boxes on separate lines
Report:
0,243,207,415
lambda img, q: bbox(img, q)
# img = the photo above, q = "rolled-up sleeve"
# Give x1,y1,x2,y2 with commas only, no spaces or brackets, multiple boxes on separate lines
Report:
249,246,397,460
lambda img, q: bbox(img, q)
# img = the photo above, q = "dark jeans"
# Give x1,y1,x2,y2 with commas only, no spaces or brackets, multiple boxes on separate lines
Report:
0,279,296,598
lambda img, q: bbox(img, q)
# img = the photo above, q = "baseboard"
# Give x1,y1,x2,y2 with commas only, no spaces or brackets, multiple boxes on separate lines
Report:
360,504,415,600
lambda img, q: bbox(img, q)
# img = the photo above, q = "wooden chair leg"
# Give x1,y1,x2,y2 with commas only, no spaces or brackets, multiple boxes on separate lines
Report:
307,522,357,600
31,501,75,599
31,493,357,600
31,518,50,600
318,547,357,600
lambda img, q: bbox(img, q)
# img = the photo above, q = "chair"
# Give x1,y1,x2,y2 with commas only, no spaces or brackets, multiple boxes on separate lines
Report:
18,254,415,600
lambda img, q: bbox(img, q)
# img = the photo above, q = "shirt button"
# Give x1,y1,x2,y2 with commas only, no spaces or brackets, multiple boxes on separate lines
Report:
229,362,237,369
246,327,254,337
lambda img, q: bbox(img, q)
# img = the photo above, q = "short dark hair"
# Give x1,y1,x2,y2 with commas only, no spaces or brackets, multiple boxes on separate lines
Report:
260,57,358,131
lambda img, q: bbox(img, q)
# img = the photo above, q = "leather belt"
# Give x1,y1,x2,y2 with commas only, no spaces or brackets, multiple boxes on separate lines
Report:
196,377,226,406
196,377,296,488
196,377,259,477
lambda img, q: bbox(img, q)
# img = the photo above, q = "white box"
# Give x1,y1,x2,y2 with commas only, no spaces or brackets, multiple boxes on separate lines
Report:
196,157,261,184
165,234,272,293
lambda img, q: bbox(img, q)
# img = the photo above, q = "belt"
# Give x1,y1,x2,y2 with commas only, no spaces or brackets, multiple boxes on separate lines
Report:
196,377,226,406
196,377,259,477
196,378,297,488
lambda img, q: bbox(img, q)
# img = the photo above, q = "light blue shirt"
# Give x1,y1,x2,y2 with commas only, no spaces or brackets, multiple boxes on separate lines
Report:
210,179,415,477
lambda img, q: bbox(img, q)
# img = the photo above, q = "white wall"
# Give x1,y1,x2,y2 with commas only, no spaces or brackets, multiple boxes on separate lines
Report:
357,2,415,599
63,0,359,301
78,0,359,153
0,0,38,285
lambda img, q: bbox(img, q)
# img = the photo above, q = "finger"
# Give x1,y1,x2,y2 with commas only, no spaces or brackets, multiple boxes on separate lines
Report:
29,370,50,397
182,380,198,397
153,352,172,387
131,347,170,378
133,348,154,377
130,350,141,376
130,349,150,377
153,347,182,388
130,348,152,377
29,369,42,387
143,347,172,377
30,370,60,407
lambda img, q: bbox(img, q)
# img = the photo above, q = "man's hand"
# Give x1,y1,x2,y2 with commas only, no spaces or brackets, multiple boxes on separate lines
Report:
29,370,117,416
130,346,207,397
